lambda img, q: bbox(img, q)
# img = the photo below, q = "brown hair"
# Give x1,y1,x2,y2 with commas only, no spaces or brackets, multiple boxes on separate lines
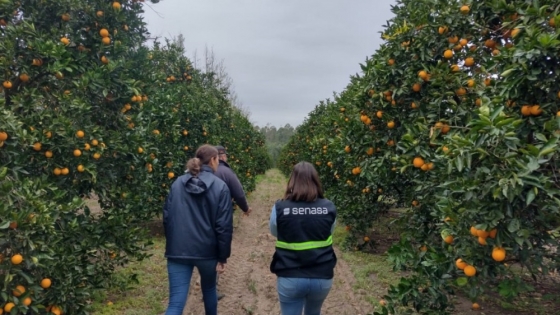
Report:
284,161,324,202
186,144,218,176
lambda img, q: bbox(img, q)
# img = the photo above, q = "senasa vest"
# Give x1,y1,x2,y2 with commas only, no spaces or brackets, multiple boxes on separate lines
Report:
270,198,337,279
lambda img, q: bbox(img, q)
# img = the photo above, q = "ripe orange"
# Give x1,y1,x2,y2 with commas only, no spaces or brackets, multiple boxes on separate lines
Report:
366,147,374,155
413,157,425,168
443,235,454,244
492,247,506,262
464,265,476,277
464,57,474,67
478,236,487,245
32,142,42,151
492,49,500,56
13,285,25,297
23,297,32,306
438,26,448,34
112,1,121,10
472,302,480,310
489,228,497,238
476,229,489,238
443,50,453,59
442,146,450,154
412,83,421,92
450,64,460,72
420,245,427,251
0,131,7,141
511,28,521,37
99,28,109,37
9,221,17,229
137,147,144,154
60,37,69,45
387,139,395,146
418,70,428,80
470,226,478,236
101,56,109,64
459,38,468,46
19,73,30,82
11,254,23,265
61,167,69,175
411,102,418,109
77,165,85,173
53,168,62,176
73,149,82,157
93,153,101,160
521,105,532,116
3,81,12,89
344,146,351,153
376,110,383,119
456,258,467,270
467,79,475,87
456,87,467,96
4,302,15,312
61,13,70,21
168,172,175,179
91,139,99,146
441,124,450,134
530,105,542,116
387,121,395,129
102,37,111,45
550,17,556,27
460,5,470,14
387,59,395,66
96,10,104,17
412,200,419,207
363,236,370,242
448,36,459,44
76,130,85,138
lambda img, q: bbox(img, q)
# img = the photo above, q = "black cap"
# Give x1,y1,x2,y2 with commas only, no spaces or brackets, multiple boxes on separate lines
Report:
216,145,227,155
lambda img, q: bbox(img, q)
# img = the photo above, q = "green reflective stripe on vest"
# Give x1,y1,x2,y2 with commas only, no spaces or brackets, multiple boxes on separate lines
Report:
276,235,333,251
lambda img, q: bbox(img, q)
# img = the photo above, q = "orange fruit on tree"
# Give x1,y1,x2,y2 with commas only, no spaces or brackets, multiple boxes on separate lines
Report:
60,37,69,45
112,1,121,10
456,258,467,270
99,28,109,37
366,147,374,155
387,121,395,129
168,172,175,179
550,17,556,27
3,81,12,89
443,50,453,59
530,105,542,116
61,167,69,175
32,142,42,151
476,229,489,238
102,37,111,45
137,147,144,154
470,226,478,236
413,157,425,168
492,49,500,56
412,83,421,92
77,165,85,173
443,235,454,244
489,229,497,238
421,163,429,171
101,56,109,64
478,236,487,245
4,302,15,312
96,10,104,17
93,153,101,160
456,87,466,96
91,139,99,146
344,146,351,153
441,124,450,134
467,79,475,87
475,98,482,106
363,236,370,242
11,254,23,265
388,58,395,66
0,131,7,141
464,57,474,67
412,200,419,207
459,38,468,46
411,102,418,109
19,73,30,82
23,297,32,306
76,130,85,138
448,35,459,44
61,13,70,21
73,149,82,157
418,70,428,80
492,247,506,262
426,162,435,170
53,168,62,176
376,110,383,118
13,285,25,297
460,5,470,14
472,303,480,310
450,64,460,72
438,26,448,34
387,139,395,146
521,105,532,116
511,28,521,37
464,265,476,277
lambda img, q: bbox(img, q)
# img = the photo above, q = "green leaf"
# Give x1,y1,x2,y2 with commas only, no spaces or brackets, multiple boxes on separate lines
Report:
526,189,536,205
508,219,520,233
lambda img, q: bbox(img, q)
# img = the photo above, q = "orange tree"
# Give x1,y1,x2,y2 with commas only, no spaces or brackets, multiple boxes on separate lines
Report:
1,1,269,314
279,0,560,313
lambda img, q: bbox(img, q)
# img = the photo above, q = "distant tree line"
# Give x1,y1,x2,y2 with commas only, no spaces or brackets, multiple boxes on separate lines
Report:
258,124,295,166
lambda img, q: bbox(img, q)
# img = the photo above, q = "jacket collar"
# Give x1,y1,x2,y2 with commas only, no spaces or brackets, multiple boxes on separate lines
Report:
219,160,231,168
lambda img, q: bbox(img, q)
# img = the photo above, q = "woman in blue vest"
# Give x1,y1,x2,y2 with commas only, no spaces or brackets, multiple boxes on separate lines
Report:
269,161,337,315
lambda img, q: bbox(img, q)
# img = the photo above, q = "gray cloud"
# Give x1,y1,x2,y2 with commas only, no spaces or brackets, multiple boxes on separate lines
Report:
143,0,396,127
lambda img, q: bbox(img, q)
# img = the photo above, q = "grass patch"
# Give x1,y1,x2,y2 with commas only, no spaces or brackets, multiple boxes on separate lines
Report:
89,237,167,315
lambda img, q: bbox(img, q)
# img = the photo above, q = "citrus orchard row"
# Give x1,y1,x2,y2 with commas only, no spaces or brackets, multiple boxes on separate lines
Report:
0,0,269,313
279,0,560,313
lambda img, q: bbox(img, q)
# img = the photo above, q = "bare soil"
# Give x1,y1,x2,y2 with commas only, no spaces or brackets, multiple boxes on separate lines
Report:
175,169,371,315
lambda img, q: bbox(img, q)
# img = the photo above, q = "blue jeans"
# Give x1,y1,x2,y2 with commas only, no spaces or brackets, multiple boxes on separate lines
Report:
277,277,333,315
165,258,218,315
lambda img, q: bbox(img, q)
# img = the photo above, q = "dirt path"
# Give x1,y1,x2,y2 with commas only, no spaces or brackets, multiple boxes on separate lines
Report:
180,169,371,315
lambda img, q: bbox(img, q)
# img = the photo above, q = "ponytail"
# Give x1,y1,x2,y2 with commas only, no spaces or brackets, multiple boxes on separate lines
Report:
186,157,201,177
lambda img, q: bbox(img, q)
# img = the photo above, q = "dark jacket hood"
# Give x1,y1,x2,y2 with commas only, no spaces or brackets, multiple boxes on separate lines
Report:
183,165,216,194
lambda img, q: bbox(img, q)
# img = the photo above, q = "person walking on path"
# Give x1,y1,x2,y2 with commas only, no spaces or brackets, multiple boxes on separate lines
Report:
214,145,252,216
269,161,337,315
163,144,233,315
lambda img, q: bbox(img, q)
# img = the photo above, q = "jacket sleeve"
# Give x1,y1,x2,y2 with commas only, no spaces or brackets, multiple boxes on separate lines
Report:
224,168,249,212
216,186,233,263
269,204,277,237
163,188,173,228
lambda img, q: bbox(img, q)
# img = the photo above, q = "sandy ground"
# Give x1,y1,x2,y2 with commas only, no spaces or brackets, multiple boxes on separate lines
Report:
176,169,371,315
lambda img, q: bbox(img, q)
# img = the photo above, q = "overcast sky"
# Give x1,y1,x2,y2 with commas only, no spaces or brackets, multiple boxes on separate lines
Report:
142,0,396,128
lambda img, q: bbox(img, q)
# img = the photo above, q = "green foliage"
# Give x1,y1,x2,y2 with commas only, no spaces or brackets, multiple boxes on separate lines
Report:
258,123,295,166
279,0,560,313
0,1,269,313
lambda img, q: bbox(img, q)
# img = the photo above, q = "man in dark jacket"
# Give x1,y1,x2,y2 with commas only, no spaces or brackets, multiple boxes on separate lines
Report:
214,145,252,215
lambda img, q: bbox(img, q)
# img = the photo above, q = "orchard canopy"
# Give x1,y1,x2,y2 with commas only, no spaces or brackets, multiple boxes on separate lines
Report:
279,0,560,313
0,0,269,313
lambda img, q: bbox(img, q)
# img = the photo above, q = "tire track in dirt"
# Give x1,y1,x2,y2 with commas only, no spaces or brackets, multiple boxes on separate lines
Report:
180,169,370,315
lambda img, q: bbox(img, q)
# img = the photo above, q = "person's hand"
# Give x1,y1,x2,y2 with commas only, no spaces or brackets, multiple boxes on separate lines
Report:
216,262,226,274
243,207,252,217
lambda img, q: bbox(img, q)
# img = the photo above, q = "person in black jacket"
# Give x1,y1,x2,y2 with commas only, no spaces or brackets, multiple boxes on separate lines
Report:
163,144,233,315
214,145,252,215
269,161,337,315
